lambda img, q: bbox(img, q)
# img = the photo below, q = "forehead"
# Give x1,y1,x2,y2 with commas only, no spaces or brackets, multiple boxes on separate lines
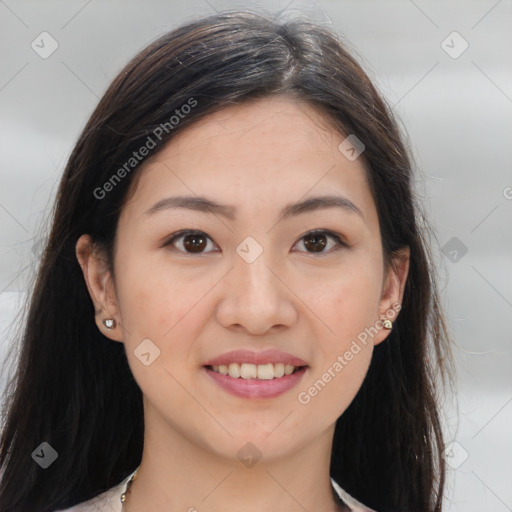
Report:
121,96,377,228
153,96,345,166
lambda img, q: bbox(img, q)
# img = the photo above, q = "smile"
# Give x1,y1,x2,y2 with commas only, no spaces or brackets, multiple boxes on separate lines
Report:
206,362,303,380
203,364,308,399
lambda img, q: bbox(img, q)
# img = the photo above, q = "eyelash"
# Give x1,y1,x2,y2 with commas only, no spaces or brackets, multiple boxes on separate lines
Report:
162,229,347,256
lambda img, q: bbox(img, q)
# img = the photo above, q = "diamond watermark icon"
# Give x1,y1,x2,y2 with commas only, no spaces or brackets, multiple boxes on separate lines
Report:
338,134,365,161
441,236,468,263
31,236,47,260
32,441,58,469
134,338,161,366
31,32,59,59
441,31,469,59
237,442,263,468
236,236,263,264
442,441,469,469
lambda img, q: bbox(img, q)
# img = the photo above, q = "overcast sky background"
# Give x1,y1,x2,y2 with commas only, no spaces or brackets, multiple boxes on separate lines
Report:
1,1,511,510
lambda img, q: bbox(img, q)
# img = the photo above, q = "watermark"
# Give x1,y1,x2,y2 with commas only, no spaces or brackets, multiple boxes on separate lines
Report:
297,303,401,405
32,441,58,468
338,134,365,161
31,31,59,59
93,97,198,200
441,236,468,263
236,236,264,264
237,442,263,468
31,235,47,261
442,440,469,469
441,31,469,60
134,338,161,366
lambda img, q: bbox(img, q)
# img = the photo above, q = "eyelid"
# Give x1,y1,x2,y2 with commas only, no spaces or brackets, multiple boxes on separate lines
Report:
292,229,348,255
162,229,217,253
162,229,348,254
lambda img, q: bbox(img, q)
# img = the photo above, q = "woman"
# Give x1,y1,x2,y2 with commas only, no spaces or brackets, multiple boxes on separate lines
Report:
0,10,453,512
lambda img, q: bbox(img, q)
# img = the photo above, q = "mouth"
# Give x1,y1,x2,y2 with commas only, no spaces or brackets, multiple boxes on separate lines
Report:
204,363,306,380
203,363,308,399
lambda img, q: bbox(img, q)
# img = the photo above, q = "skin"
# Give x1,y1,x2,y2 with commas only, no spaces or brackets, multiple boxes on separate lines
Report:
76,96,409,512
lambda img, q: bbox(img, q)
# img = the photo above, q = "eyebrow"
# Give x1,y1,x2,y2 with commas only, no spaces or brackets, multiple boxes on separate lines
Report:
144,194,364,222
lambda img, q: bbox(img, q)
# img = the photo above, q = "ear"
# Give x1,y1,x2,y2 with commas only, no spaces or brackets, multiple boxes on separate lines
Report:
75,234,124,342
373,246,410,346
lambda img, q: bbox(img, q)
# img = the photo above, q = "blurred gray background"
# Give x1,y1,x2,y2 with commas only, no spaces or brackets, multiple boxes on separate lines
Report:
1,0,511,510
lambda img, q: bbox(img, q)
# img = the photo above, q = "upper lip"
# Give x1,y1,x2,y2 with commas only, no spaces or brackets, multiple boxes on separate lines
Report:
203,349,308,367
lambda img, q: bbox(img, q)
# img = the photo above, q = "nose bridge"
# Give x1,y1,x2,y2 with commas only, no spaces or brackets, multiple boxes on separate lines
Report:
233,235,280,300
216,235,295,332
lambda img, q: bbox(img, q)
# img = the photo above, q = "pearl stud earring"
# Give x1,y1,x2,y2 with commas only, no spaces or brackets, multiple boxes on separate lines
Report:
102,318,116,330
382,319,393,330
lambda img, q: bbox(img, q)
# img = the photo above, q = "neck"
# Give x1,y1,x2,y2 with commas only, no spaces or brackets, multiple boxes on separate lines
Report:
121,406,345,512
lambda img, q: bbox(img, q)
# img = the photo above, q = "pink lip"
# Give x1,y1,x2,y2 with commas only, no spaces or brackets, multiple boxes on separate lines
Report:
203,349,308,367
204,366,308,399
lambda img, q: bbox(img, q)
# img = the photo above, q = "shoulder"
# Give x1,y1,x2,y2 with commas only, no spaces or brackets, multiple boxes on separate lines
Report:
56,473,372,512
330,477,377,512
53,473,134,512
53,484,121,511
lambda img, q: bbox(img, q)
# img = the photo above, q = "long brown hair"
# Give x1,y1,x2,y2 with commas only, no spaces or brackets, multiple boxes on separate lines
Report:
0,10,453,512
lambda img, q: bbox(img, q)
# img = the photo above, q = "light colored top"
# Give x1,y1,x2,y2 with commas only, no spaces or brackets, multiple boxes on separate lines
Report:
55,467,376,511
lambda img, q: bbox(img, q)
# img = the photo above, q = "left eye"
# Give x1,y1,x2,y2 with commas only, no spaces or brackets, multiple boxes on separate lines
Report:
293,230,346,254
164,230,217,254
163,229,346,255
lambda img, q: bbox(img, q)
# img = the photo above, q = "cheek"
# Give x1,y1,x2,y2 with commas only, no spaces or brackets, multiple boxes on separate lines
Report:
114,253,215,363
115,265,162,334
114,247,183,329
310,346,373,428
293,252,382,420
299,252,384,342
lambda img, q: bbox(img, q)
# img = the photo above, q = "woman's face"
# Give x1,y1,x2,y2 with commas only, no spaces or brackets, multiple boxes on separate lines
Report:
79,96,408,464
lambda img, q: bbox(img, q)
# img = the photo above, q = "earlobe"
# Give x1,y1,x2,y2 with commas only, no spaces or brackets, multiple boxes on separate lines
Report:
75,234,124,342
374,246,410,346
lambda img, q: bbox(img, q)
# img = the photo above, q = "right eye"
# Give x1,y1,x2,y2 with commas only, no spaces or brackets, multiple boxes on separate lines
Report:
163,230,218,255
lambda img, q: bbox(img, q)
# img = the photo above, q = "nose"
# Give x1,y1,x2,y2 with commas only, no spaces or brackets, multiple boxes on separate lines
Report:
215,245,298,335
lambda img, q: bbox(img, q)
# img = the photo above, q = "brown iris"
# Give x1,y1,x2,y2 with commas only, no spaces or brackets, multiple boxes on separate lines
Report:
302,233,328,253
182,233,208,253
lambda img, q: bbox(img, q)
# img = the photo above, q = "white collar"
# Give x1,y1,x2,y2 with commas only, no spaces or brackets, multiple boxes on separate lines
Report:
78,467,376,512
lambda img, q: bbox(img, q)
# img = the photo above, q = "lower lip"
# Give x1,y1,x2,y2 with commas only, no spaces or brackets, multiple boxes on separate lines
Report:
203,366,308,399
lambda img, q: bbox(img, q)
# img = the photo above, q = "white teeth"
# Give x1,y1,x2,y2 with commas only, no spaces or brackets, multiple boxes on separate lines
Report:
274,363,285,378
284,364,295,375
209,362,302,379
257,364,274,380
240,363,257,379
228,363,241,378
